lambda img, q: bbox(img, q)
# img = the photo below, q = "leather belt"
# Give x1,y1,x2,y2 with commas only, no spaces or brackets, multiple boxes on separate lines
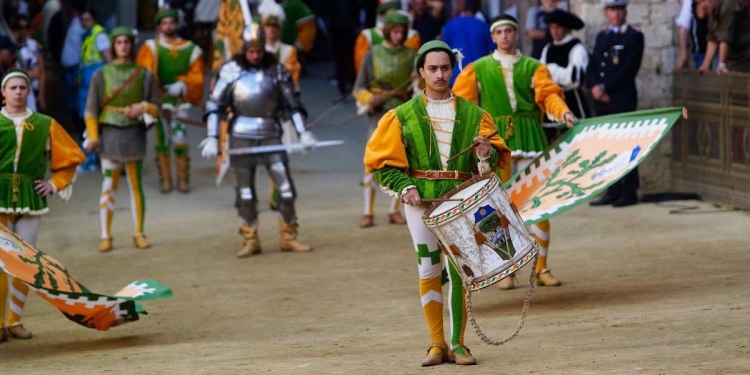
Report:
409,170,471,181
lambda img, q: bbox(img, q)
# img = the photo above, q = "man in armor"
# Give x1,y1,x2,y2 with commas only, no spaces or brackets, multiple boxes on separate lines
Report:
200,23,316,258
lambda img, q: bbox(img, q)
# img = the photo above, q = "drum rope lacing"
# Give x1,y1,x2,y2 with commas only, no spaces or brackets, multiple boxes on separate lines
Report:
465,252,538,346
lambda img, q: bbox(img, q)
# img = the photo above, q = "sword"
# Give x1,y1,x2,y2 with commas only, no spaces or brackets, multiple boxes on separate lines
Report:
228,140,345,155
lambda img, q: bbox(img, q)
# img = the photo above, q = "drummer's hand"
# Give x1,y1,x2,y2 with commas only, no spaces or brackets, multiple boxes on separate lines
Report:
473,136,491,158
401,188,421,206
563,111,578,129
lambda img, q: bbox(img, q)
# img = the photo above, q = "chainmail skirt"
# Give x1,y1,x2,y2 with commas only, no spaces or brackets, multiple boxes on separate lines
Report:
99,124,148,161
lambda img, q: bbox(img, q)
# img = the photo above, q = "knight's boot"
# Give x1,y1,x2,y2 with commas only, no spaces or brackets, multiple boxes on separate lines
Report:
156,153,173,193
278,219,312,252
238,222,262,258
176,154,191,193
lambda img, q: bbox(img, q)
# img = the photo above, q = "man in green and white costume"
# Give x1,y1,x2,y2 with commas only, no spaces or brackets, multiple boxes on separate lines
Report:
0,71,85,342
365,40,511,366
137,8,205,193
454,15,578,289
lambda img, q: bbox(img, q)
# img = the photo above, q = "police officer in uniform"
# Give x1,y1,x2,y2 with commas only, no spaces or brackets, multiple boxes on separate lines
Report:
587,0,644,207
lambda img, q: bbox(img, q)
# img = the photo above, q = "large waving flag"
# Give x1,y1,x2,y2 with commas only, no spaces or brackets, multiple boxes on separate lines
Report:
507,107,685,225
0,225,172,330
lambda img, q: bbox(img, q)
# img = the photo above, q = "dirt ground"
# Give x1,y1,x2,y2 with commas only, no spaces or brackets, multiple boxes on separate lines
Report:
1,64,749,374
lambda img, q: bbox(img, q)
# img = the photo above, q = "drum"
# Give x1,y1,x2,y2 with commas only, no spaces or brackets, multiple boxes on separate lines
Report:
422,173,539,291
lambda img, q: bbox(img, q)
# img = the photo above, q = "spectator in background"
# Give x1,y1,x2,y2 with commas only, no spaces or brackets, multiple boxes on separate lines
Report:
9,15,45,112
675,0,712,68
441,0,493,86
526,0,568,59
699,0,750,73
588,0,644,208
60,0,85,140
410,0,443,42
505,0,519,20
77,7,111,172
0,37,21,83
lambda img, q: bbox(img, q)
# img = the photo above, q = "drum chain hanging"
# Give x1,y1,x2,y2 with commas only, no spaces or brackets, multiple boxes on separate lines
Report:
465,255,538,346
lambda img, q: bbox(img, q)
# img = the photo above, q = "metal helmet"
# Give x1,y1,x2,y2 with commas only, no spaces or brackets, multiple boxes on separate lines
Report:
242,23,266,50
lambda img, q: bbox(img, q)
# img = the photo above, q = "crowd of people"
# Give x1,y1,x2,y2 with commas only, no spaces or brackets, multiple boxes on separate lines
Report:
0,0,749,366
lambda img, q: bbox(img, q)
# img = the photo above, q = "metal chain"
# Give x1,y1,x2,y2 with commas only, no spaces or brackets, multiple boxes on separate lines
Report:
465,255,538,346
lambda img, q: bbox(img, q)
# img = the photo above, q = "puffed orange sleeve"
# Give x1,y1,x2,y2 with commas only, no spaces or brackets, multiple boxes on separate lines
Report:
176,46,206,106
405,30,421,52
452,63,480,104
532,64,570,122
295,18,317,53
48,120,85,191
479,110,510,169
353,31,370,74
284,46,302,87
136,41,158,83
364,110,409,173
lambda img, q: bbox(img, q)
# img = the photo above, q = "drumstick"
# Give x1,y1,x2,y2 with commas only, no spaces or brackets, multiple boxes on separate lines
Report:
422,198,465,203
446,130,499,163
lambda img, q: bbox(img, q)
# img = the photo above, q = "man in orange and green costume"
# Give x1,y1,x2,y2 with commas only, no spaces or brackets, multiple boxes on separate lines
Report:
354,0,421,73
0,71,85,343
365,40,511,366
137,8,205,193
453,15,577,289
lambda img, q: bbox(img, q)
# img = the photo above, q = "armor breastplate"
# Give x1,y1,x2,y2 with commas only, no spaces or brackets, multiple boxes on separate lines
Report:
230,68,282,139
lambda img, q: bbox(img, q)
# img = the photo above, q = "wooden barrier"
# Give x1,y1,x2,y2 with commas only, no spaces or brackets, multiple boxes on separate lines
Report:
672,70,750,209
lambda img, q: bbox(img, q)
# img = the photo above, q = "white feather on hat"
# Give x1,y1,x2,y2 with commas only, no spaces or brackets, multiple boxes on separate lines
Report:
258,0,286,24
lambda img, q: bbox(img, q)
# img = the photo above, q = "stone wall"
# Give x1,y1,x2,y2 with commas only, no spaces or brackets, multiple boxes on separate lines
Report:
570,0,681,193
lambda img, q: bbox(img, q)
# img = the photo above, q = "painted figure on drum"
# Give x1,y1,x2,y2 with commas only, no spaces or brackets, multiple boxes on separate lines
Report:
200,23,317,258
453,15,578,290
473,205,516,260
364,40,511,366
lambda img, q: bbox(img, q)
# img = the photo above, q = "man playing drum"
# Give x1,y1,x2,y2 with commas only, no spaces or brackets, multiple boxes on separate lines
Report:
453,15,578,289
364,40,511,366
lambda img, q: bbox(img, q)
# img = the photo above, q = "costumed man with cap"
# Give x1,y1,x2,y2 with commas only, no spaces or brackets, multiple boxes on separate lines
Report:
588,0,644,208
137,8,205,194
259,0,304,211
0,70,85,343
353,11,414,228
84,26,162,252
453,15,577,290
540,9,591,143
354,1,421,74
364,40,511,366
200,23,317,258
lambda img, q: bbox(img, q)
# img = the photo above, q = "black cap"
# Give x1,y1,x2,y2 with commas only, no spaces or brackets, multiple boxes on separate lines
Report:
0,36,21,51
545,10,585,31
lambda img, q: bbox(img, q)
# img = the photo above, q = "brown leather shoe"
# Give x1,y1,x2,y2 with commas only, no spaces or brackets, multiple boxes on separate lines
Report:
451,345,477,365
536,269,561,286
98,238,113,252
133,233,150,249
422,343,450,367
496,275,517,290
7,325,32,339
359,215,374,228
388,211,406,225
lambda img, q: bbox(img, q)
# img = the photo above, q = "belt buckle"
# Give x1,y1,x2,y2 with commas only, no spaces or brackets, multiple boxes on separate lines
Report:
453,171,460,180
426,170,437,180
